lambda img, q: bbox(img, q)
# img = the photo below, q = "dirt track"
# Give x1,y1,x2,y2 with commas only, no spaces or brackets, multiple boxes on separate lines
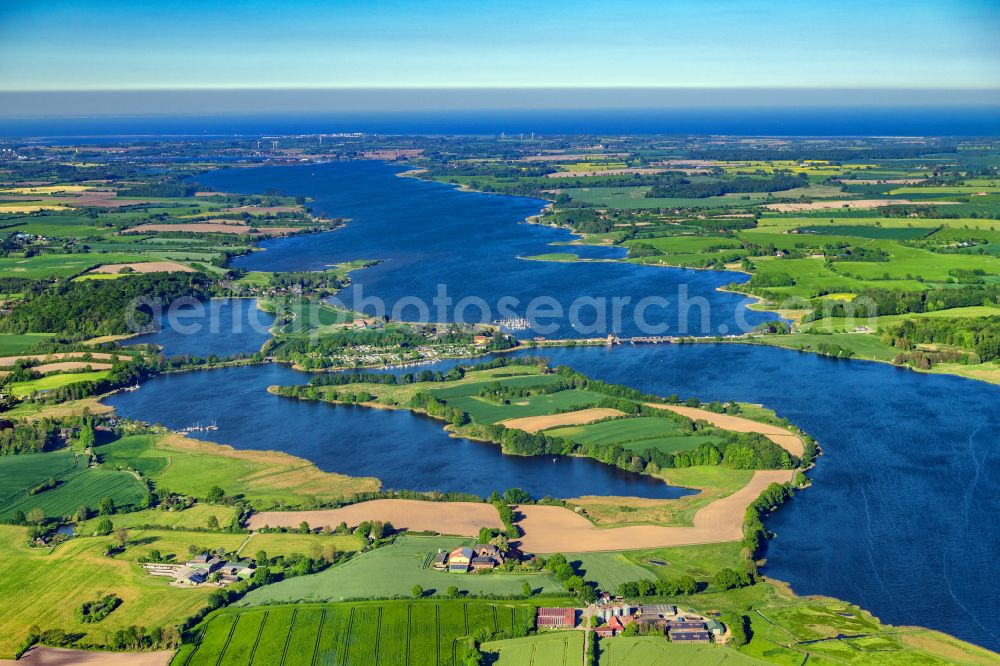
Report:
500,408,625,433
646,404,804,456
247,467,795,553
515,469,795,553
248,499,503,535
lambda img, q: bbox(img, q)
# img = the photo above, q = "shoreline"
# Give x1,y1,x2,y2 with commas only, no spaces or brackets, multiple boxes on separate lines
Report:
262,382,803,512
725,335,1000,387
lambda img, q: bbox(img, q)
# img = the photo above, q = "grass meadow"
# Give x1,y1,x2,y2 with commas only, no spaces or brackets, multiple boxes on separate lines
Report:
238,531,364,558
0,525,217,658
75,504,240,533
93,433,378,508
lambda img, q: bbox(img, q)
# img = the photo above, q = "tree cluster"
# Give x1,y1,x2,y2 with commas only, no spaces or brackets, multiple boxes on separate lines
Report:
0,273,212,338
617,576,698,598
646,173,807,199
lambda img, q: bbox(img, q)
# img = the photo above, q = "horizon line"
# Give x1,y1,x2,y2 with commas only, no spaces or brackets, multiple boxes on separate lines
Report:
3,87,999,119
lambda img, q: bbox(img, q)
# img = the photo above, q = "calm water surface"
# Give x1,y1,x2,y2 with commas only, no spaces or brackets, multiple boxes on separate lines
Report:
197,162,776,338
106,161,1000,651
126,298,273,358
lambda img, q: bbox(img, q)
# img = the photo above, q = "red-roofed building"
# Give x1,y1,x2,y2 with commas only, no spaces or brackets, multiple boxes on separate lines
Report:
537,607,576,629
594,625,615,638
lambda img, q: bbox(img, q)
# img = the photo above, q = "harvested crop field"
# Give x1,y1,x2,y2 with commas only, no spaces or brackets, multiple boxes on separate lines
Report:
515,469,795,553
32,361,113,373
0,204,69,213
123,223,300,235
0,352,119,367
499,407,625,432
248,498,503,535
7,647,174,666
764,199,958,211
645,404,804,456
89,261,194,274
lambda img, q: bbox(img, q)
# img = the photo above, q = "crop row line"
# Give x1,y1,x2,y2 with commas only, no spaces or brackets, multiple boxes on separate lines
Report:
279,608,297,666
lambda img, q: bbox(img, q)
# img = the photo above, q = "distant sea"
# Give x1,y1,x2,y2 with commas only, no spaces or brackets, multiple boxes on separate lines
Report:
1,106,998,138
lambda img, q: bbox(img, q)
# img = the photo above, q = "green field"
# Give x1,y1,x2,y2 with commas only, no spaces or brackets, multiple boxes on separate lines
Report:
0,451,149,520
8,370,111,397
278,301,354,334
621,434,722,454
0,451,82,505
443,389,602,424
599,638,767,666
566,186,770,209
627,235,743,254
745,333,900,362
794,224,939,240
0,252,152,279
564,552,655,590
0,333,52,355
238,531,364,558
484,631,584,665
429,373,563,399
75,504,240,532
546,416,686,447
3,217,116,238
566,542,744,591
241,536,563,603
1,467,148,521
175,600,545,666
96,434,171,476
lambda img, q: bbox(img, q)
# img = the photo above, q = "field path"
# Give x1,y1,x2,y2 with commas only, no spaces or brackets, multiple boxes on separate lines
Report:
645,404,804,457
247,499,503,535
514,469,795,553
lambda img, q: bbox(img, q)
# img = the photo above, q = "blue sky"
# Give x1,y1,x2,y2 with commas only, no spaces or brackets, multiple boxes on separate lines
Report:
1,0,998,91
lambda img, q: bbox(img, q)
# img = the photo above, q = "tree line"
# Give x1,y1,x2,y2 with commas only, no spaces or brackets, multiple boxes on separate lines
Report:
646,173,807,199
